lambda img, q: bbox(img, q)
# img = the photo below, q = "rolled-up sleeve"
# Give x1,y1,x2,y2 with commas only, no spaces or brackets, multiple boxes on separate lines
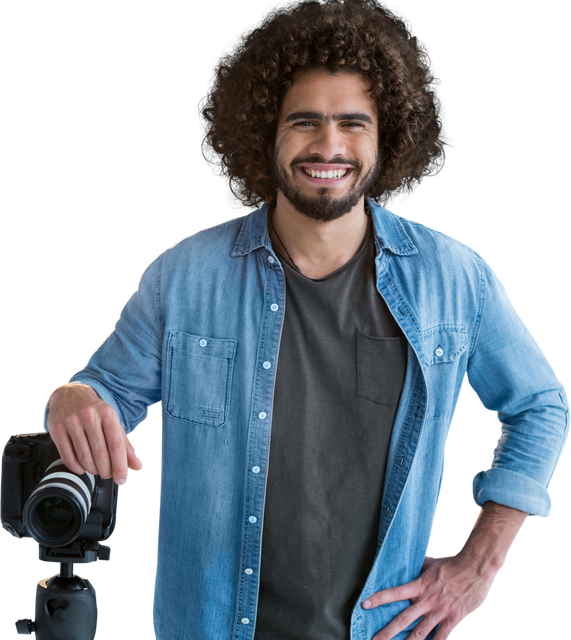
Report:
44,250,167,435
467,255,568,516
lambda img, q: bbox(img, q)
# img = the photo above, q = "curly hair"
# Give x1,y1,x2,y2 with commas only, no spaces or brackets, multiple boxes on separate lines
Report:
201,0,445,206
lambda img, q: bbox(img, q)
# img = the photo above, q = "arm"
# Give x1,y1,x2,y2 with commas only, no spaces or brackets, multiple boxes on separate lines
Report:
42,249,164,435
467,255,568,517
456,500,529,572
362,501,528,640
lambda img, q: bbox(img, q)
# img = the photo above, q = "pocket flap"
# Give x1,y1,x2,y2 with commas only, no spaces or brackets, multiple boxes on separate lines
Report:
169,330,236,360
422,325,467,365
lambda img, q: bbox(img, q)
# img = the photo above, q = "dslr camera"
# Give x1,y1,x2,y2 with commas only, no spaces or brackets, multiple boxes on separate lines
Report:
1,432,118,547
2,432,119,639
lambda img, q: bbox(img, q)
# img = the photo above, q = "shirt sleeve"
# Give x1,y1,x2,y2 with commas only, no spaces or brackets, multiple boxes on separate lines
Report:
44,250,167,435
467,255,568,516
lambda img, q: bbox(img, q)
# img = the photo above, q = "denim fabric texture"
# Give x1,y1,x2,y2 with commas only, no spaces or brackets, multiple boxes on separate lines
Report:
46,199,568,640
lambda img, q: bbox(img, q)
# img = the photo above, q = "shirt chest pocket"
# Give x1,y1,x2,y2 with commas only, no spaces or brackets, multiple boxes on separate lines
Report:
165,330,237,428
356,332,408,406
422,325,468,418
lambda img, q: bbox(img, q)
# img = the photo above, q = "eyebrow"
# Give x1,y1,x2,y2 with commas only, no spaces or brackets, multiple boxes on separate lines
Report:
283,110,374,125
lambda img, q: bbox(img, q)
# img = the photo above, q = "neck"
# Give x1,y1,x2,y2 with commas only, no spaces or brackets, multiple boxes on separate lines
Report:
268,191,369,279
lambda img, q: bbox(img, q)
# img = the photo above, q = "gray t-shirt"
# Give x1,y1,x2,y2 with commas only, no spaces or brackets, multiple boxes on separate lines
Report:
255,214,408,639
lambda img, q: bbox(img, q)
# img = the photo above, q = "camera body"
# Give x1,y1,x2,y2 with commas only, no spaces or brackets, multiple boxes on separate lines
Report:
1,432,117,545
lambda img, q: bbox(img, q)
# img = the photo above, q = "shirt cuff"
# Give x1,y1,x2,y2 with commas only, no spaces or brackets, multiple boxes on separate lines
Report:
470,467,555,520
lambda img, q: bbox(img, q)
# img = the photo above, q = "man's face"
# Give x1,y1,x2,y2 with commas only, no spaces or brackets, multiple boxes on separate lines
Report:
273,69,380,222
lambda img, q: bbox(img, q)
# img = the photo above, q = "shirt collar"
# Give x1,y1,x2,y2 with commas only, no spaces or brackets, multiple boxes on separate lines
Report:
231,198,417,257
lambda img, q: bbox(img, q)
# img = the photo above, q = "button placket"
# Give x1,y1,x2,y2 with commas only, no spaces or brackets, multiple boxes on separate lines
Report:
244,297,278,620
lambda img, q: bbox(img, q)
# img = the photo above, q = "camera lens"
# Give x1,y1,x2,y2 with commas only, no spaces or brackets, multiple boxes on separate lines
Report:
23,459,96,546
35,497,75,535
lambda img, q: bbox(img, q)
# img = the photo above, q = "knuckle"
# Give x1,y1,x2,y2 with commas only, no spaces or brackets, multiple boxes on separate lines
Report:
108,438,125,455
99,403,116,421
453,610,463,624
91,443,110,462
51,421,73,440
78,405,97,423
76,449,92,467
412,628,426,640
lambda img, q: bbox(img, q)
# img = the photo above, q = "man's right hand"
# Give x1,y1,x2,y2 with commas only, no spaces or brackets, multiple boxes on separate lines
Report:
47,383,142,485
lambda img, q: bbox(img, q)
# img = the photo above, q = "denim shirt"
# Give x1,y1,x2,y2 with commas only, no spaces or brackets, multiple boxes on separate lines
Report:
49,200,568,640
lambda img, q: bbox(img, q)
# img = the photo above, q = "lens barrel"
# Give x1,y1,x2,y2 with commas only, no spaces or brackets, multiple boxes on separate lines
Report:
23,459,95,546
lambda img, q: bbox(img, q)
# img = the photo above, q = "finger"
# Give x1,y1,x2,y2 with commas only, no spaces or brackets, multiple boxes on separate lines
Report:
373,606,428,640
362,579,422,609
431,625,460,640
100,407,129,485
67,425,98,477
83,421,113,480
123,430,143,470
412,617,446,640
50,429,86,476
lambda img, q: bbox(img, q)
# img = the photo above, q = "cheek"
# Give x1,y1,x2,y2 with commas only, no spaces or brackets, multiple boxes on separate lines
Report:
273,136,292,163
353,137,377,160
353,144,378,172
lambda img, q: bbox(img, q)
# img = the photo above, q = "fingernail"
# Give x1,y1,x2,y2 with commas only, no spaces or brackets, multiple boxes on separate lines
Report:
362,600,371,609
116,478,126,485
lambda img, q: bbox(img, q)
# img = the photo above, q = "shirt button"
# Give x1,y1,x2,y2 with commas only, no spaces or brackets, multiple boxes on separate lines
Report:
245,568,254,575
263,361,271,369
252,466,260,473
199,339,208,347
241,618,250,625
258,412,266,420
435,347,444,357
249,516,257,524
268,256,275,264
270,304,278,312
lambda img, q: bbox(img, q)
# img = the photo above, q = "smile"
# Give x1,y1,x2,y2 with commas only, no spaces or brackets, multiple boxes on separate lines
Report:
297,165,354,184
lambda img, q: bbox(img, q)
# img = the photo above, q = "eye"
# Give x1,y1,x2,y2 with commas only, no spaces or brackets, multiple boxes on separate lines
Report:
342,122,365,128
293,121,316,128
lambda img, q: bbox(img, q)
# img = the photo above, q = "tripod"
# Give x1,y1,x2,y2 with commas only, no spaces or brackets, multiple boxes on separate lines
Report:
12,540,113,640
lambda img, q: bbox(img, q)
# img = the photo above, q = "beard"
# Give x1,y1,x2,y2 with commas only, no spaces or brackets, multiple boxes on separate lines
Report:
272,153,382,222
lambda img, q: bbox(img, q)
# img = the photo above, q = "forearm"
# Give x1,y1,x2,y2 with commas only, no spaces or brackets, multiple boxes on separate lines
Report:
458,501,528,576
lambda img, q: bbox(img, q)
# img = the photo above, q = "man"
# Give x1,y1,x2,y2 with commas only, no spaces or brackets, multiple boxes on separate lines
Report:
45,1,567,639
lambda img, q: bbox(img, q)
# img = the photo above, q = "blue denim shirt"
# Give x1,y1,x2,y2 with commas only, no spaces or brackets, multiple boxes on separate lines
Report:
49,200,568,640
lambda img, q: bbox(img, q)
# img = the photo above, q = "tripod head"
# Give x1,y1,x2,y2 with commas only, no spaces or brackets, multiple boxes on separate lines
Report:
12,543,113,640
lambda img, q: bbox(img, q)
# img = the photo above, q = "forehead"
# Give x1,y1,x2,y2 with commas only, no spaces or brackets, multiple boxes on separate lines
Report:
279,69,376,119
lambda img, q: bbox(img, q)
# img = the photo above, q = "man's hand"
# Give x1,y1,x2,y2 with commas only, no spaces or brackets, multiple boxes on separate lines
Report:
362,553,496,639
47,383,142,485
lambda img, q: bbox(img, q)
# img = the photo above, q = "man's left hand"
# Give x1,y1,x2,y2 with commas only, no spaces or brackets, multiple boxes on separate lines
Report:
362,552,497,640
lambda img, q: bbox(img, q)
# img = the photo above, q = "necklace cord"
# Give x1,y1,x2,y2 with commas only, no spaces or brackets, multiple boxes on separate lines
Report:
269,203,371,275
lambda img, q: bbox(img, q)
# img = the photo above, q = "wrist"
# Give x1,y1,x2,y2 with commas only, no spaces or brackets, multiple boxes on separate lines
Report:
52,381,95,393
458,501,528,576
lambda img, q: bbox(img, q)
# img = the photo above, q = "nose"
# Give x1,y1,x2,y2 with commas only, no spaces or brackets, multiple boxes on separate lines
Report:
307,123,346,160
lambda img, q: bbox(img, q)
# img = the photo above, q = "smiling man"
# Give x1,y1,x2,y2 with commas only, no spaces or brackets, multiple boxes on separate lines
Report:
270,69,380,278
45,1,567,640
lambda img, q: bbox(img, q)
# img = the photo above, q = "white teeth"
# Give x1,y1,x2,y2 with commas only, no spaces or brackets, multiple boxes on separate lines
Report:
303,168,348,179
